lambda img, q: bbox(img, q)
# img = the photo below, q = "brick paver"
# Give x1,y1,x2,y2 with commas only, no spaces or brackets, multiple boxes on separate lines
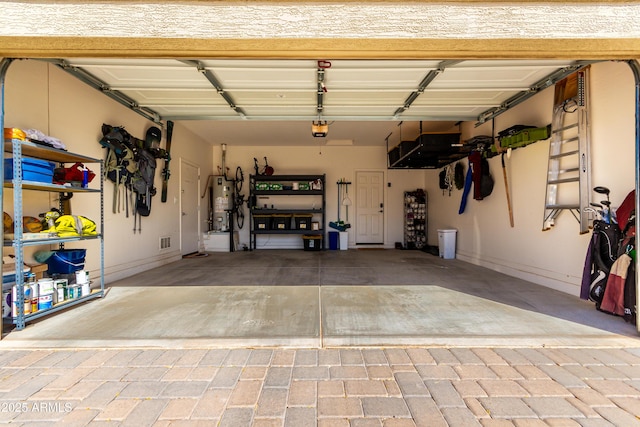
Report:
287,379,316,405
0,346,638,425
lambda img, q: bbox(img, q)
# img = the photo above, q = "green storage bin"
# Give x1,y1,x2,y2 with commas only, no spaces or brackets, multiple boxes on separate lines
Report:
496,125,551,151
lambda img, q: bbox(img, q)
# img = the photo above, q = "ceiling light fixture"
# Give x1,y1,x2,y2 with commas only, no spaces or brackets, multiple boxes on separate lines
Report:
312,120,329,137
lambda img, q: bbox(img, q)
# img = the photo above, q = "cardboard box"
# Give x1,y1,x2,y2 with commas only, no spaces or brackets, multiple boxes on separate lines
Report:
27,263,48,280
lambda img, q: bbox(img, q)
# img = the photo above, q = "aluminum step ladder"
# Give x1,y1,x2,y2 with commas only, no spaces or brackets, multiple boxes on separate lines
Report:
542,68,591,233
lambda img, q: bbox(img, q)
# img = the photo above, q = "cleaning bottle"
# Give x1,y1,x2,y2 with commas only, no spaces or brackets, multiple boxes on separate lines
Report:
82,166,89,188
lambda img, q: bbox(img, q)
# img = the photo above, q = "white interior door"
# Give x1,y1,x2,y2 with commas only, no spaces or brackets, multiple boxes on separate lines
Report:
180,159,200,255
355,171,384,244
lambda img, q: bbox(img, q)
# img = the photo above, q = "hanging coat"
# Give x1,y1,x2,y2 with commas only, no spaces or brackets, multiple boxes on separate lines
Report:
458,161,473,214
469,151,483,200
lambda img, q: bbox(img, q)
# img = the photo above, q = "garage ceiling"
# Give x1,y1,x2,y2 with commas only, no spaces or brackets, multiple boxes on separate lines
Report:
52,58,586,147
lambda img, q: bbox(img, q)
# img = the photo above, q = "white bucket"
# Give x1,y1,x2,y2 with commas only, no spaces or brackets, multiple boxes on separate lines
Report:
38,278,54,295
37,278,54,310
38,293,53,310
75,270,89,285
339,231,348,250
12,285,32,316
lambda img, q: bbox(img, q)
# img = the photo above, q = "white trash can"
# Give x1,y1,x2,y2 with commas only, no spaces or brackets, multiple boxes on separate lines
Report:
339,231,348,250
437,229,457,259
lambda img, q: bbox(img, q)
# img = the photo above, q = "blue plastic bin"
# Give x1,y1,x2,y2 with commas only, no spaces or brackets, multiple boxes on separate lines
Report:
328,231,339,250
4,157,55,183
46,249,86,274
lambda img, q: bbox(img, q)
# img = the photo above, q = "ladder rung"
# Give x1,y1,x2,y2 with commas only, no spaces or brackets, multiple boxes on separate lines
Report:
550,150,579,159
557,136,579,144
548,167,579,175
545,204,580,209
559,167,580,174
547,177,579,185
552,123,578,133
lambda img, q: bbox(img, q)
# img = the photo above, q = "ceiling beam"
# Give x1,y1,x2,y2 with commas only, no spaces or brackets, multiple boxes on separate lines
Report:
475,61,597,125
3,37,640,60
181,60,247,118
394,60,462,117
42,58,162,124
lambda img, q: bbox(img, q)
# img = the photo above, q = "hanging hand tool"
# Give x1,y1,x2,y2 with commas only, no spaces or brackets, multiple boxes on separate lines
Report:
501,151,514,227
337,180,342,222
161,120,173,203
342,181,352,222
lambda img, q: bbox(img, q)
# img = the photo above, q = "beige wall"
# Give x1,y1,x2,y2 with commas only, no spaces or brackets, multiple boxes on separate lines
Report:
3,59,214,282
424,61,636,295
2,60,636,297
215,144,426,250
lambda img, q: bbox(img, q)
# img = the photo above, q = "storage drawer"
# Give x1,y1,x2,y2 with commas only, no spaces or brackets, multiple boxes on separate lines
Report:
4,157,55,183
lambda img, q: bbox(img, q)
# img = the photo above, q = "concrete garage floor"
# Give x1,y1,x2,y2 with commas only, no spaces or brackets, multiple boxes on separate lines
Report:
1,249,638,348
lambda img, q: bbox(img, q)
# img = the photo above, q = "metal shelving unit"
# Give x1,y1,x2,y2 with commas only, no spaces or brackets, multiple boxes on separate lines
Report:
249,174,325,250
2,139,105,330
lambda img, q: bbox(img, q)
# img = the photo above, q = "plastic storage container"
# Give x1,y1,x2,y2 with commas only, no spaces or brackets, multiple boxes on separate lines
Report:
46,249,86,274
339,231,348,250
253,214,271,231
302,235,322,251
437,229,457,259
293,214,313,230
4,157,55,183
271,214,291,230
328,231,339,250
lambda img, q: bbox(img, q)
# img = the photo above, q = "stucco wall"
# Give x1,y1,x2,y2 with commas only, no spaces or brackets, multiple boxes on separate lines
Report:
1,2,639,60
2,2,639,40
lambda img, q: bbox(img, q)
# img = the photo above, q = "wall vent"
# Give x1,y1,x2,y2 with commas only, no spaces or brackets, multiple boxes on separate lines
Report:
160,236,171,250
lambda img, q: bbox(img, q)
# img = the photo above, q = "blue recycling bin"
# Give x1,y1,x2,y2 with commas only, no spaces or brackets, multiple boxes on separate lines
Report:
328,231,339,250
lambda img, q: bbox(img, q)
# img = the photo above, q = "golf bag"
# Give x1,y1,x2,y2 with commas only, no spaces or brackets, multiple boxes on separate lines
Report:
600,190,636,322
580,219,621,305
581,189,636,322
